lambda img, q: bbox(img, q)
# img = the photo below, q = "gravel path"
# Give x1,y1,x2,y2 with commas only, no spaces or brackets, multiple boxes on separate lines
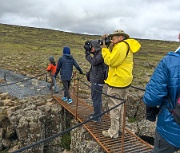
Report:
0,69,51,99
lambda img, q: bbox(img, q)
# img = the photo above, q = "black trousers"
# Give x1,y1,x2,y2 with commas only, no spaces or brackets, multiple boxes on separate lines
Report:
62,80,71,99
151,129,179,153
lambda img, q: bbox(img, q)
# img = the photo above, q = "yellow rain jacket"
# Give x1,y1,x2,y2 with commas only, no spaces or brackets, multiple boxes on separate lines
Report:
102,38,141,87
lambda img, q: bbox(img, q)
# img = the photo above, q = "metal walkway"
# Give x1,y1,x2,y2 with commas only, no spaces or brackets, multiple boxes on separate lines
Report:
53,94,153,153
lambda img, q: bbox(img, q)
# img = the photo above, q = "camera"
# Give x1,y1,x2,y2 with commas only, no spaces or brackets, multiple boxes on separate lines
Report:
98,36,111,46
84,40,92,51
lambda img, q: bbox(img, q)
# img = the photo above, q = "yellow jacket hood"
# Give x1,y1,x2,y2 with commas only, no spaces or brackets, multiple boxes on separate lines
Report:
124,38,141,53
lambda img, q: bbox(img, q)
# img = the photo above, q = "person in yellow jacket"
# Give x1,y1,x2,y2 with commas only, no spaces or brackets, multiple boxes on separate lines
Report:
101,30,141,138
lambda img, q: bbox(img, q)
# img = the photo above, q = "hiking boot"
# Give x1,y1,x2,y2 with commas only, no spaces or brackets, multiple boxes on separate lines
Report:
67,99,73,104
62,97,67,101
102,131,119,138
102,130,111,138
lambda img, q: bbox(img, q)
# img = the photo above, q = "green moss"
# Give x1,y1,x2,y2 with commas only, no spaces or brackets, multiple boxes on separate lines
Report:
128,117,137,123
60,132,71,150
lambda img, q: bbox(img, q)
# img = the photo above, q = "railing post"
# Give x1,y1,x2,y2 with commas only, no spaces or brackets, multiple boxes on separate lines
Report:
121,101,126,153
4,73,6,81
72,71,77,92
75,78,79,120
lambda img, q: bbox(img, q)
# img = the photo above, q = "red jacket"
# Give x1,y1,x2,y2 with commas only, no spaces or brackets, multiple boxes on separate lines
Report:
47,64,57,76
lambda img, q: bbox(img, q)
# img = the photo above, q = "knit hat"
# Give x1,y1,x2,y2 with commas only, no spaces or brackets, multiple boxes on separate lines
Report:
49,56,55,64
91,40,101,51
63,46,71,54
109,29,130,39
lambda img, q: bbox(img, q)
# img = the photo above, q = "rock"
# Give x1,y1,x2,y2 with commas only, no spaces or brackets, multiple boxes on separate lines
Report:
5,125,16,139
0,100,4,106
62,149,73,153
0,128,4,139
8,145,19,153
0,140,3,151
0,92,9,99
2,138,11,148
0,106,8,122
3,99,13,106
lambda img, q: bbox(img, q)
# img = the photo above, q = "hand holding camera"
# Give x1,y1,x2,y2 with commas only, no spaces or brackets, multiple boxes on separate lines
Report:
98,35,111,47
84,40,92,51
101,34,109,39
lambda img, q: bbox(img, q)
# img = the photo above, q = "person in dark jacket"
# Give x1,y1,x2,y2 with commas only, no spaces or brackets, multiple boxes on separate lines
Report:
84,40,106,122
54,46,83,104
143,46,180,153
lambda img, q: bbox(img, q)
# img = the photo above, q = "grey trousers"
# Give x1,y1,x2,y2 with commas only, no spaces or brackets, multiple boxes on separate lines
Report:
151,129,179,153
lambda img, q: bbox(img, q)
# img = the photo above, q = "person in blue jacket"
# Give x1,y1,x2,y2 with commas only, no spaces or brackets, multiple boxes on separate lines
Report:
143,46,180,153
54,46,83,104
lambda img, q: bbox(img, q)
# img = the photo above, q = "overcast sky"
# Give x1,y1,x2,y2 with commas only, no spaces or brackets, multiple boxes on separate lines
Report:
0,0,180,41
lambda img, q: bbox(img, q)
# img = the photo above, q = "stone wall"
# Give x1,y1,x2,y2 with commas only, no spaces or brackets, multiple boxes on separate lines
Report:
0,89,160,153
0,92,63,153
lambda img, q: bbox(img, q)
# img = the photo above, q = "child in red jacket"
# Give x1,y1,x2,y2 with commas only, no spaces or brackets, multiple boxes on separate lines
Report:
47,56,58,93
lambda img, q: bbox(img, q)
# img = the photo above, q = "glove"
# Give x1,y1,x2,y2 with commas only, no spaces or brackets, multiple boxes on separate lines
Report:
79,71,83,74
146,106,159,122
84,45,91,52
85,50,90,55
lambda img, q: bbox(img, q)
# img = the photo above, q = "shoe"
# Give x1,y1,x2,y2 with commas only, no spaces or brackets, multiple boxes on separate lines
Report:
102,130,111,138
54,90,59,93
91,118,101,122
67,99,73,104
62,97,67,101
102,130,119,138
88,114,94,119
89,114,101,122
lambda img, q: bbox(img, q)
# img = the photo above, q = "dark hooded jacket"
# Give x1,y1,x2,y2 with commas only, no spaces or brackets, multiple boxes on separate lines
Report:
54,46,83,80
86,40,106,84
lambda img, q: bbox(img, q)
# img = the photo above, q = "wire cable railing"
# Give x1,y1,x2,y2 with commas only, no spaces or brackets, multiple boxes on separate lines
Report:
0,71,149,152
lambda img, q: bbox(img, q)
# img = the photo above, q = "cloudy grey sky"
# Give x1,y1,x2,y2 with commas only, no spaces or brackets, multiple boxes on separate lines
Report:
0,0,180,41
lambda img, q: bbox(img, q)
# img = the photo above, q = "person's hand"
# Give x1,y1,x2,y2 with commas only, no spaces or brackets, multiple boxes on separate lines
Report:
53,75,56,79
79,71,84,74
101,40,107,48
84,40,91,51
101,34,109,39
84,45,91,52
85,50,90,55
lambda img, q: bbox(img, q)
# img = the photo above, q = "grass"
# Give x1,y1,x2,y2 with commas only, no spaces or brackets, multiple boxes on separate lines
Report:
0,23,179,88
0,23,179,152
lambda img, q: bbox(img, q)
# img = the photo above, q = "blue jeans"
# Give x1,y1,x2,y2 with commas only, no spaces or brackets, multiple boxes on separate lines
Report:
91,83,103,118
49,77,58,93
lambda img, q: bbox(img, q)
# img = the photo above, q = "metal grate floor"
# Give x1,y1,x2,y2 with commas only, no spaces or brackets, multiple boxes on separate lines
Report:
53,94,153,153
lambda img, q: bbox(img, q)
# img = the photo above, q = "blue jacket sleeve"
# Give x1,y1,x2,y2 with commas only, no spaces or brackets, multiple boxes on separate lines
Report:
54,57,62,78
143,58,168,107
73,59,83,74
